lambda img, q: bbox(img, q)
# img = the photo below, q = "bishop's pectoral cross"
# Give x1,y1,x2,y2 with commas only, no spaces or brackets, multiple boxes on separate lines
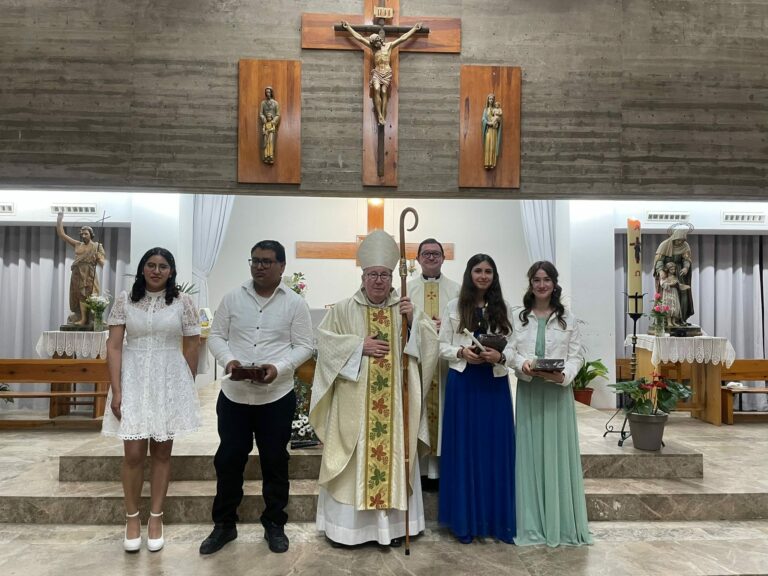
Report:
302,0,461,186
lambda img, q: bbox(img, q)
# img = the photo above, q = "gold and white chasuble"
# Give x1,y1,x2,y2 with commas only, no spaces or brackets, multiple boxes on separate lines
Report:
407,275,460,467
310,289,439,512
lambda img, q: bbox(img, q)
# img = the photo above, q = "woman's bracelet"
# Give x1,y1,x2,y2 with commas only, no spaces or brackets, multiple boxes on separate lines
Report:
457,346,464,359
498,352,506,365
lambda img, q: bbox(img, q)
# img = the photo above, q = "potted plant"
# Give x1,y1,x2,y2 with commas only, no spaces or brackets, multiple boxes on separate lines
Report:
572,358,609,406
609,372,692,451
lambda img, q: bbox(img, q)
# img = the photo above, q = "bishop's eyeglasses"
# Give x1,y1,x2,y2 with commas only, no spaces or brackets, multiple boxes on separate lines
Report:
364,272,393,282
249,258,276,269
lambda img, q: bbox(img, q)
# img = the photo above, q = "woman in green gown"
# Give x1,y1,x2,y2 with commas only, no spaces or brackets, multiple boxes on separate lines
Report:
509,261,592,547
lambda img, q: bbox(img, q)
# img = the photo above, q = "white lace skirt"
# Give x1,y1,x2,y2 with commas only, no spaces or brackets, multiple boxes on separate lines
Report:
101,347,202,442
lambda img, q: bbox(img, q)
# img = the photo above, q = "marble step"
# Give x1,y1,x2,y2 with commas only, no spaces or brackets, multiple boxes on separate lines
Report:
58,450,323,482
3,476,766,525
58,447,703,482
585,477,768,522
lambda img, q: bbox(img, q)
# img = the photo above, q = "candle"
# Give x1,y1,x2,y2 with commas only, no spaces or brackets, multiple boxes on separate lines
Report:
627,218,643,314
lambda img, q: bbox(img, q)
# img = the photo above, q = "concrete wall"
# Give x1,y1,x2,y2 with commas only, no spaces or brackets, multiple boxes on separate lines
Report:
0,0,765,199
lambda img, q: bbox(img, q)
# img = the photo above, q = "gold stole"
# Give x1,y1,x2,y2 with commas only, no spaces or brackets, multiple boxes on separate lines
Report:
364,306,396,510
423,282,441,452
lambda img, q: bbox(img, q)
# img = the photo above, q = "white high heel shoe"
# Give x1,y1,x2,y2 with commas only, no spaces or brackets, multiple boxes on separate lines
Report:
147,511,165,552
123,511,141,552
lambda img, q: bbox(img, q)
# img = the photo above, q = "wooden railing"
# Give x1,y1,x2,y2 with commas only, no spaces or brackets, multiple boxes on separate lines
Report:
721,359,768,383
615,358,768,384
0,359,110,428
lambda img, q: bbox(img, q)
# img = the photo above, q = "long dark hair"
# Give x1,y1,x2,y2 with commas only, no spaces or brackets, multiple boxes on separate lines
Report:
130,247,180,305
457,254,511,335
520,260,567,328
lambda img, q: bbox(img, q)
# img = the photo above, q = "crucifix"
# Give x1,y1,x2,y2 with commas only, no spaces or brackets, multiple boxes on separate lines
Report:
302,0,461,186
295,200,454,262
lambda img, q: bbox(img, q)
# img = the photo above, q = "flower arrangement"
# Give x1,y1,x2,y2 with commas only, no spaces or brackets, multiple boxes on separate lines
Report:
85,291,111,330
609,372,692,415
648,292,670,334
284,272,307,297
85,292,111,316
291,371,320,448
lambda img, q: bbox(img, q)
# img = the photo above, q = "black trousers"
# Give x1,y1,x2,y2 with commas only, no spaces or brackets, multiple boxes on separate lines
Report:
211,389,296,527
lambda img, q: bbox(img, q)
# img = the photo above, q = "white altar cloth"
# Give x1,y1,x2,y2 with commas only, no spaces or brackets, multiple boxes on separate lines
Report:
36,330,108,359
624,334,736,368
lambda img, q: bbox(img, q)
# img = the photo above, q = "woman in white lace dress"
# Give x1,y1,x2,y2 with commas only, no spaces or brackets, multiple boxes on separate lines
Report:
102,247,201,552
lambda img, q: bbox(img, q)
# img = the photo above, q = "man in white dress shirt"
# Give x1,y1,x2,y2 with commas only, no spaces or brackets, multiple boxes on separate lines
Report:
201,240,313,555
407,239,460,488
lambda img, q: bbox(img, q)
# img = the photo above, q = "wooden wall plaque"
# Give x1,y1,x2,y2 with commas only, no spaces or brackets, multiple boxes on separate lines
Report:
238,59,301,184
459,65,521,189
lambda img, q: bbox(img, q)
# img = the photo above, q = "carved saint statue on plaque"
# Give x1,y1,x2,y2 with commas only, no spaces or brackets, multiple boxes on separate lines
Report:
482,94,502,170
259,86,280,164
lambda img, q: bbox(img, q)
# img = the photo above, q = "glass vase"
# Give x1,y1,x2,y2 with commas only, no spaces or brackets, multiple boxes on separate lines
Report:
653,317,665,337
93,310,106,332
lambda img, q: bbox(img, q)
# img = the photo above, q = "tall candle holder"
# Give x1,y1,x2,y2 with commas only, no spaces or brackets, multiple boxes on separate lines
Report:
604,292,644,445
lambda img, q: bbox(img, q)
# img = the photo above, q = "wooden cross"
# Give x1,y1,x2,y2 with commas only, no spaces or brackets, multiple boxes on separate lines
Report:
302,0,461,187
295,200,454,261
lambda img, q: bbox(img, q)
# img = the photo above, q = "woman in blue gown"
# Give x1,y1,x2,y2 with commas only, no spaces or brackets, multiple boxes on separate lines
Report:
438,254,516,544
509,261,592,546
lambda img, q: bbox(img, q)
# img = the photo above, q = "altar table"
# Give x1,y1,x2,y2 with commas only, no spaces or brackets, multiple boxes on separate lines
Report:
624,334,736,426
34,330,109,418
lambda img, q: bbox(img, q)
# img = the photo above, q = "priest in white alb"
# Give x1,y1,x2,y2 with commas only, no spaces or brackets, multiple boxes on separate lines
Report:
310,230,439,547
407,238,460,485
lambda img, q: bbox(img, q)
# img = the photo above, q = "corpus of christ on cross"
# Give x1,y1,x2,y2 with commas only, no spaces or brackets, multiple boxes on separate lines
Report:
301,0,461,186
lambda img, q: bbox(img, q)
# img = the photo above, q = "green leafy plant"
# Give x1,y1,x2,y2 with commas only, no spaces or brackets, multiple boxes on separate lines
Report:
572,358,609,390
0,383,13,404
609,372,692,415
177,281,198,295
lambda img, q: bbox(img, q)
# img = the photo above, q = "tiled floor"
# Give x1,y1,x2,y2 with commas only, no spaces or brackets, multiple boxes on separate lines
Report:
1,520,768,575
2,381,768,575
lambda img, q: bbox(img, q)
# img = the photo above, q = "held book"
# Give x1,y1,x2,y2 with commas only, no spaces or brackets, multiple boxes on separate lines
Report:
230,364,266,382
531,358,565,372
478,334,507,353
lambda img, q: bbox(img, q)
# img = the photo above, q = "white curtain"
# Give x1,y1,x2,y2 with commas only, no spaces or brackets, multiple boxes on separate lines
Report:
0,225,130,410
192,195,234,308
520,200,556,264
615,233,767,410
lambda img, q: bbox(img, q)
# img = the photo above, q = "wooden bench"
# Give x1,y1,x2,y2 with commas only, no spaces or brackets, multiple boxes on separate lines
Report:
719,359,768,425
0,359,110,428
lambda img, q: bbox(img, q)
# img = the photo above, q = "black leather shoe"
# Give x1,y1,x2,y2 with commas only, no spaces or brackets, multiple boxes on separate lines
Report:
389,537,402,548
199,525,237,555
420,477,440,492
262,519,289,553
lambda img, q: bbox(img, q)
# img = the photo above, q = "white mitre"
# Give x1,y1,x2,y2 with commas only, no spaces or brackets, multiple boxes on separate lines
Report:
357,230,399,271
